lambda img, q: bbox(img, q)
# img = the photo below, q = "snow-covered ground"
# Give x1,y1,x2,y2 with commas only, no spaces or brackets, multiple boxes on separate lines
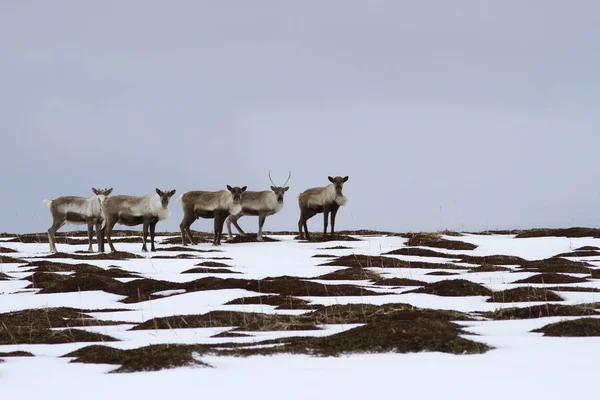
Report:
1,231,600,399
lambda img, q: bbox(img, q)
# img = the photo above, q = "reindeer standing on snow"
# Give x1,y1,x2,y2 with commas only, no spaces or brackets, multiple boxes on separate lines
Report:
226,171,291,241
179,185,247,246
297,176,349,240
43,188,113,254
101,189,176,253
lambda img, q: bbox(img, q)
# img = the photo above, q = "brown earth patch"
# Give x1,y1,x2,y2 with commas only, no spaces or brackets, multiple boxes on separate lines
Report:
488,287,563,303
0,351,34,357
318,246,353,250
468,265,512,273
408,279,492,297
576,246,600,251
319,254,468,270
554,250,600,258
63,344,211,373
224,295,313,309
194,261,233,268
532,318,600,336
384,248,459,259
0,246,17,253
313,268,383,281
481,303,600,320
545,286,600,293
405,233,477,251
0,308,122,345
515,227,600,239
0,255,27,264
0,272,12,280
295,234,361,242
227,234,280,243
518,258,598,275
151,254,203,259
181,267,240,274
154,246,215,253
513,273,588,284
425,271,461,276
211,330,253,338
373,278,427,287
37,251,143,260
459,255,526,265
311,254,338,258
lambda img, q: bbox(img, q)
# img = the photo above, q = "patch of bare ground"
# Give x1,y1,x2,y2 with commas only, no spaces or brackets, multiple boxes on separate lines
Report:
160,232,215,245
0,351,34,357
151,254,203,259
405,233,477,251
384,248,459,259
210,331,253,338
194,261,233,268
0,272,12,280
313,267,383,281
480,303,600,320
154,246,216,253
407,279,492,297
0,255,27,264
513,273,588,284
295,234,362,242
533,318,600,336
63,344,211,373
226,234,280,243
515,227,600,239
459,255,527,265
225,295,313,309
0,246,17,253
488,287,563,303
518,258,598,275
132,310,320,331
545,286,600,293
318,246,353,250
553,250,600,258
311,254,337,258
576,246,600,251
468,265,512,273
0,308,122,345
373,278,427,287
37,251,143,260
425,271,461,276
319,254,468,270
181,267,240,274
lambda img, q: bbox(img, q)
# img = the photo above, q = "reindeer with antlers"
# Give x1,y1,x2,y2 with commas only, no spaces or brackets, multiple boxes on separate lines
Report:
226,171,291,241
297,176,349,240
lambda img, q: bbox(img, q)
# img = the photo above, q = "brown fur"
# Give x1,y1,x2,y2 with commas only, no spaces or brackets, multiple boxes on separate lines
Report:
298,176,348,240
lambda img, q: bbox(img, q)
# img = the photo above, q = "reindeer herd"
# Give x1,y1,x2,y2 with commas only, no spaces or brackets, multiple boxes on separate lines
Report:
42,173,349,253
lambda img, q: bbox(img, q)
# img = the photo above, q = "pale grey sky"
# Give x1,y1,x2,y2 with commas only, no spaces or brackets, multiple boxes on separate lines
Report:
2,1,599,234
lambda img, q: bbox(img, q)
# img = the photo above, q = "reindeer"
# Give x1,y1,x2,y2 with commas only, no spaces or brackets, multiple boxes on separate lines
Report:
179,185,247,246
226,171,291,241
101,189,176,253
42,188,113,254
297,176,349,240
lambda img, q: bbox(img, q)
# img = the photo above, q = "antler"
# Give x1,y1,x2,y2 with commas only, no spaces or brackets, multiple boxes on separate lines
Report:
268,170,278,187
282,171,291,187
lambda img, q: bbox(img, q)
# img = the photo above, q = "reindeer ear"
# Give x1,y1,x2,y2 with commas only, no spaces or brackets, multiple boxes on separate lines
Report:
328,176,334,183
283,187,289,192
271,186,277,191
169,189,176,196
106,188,113,195
92,188,99,194
227,185,233,191
241,186,247,192
343,176,349,182
156,188,161,195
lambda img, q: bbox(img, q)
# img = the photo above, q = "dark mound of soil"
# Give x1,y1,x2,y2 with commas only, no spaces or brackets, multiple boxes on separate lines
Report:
152,254,202,259
0,351,34,357
373,278,427,287
0,307,121,345
533,318,600,336
181,267,240,274
101,268,141,279
481,303,600,320
406,233,477,251
314,268,382,281
459,255,526,265
519,258,597,275
468,265,512,273
63,344,211,373
0,246,17,253
319,254,468,270
384,248,459,259
488,287,563,303
3,233,48,243
295,234,361,242
211,331,253,338
318,246,353,250
154,246,214,253
408,279,492,297
576,246,600,251
425,271,460,276
38,273,127,295
516,227,600,239
25,272,70,289
554,250,600,258
226,234,280,243
194,261,233,268
311,254,337,258
225,295,312,309
0,255,26,264
0,272,12,280
132,311,320,332
39,251,142,260
24,261,104,274
513,273,588,284
545,286,600,293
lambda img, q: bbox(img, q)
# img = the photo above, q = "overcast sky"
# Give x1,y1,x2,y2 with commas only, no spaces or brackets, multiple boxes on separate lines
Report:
2,1,600,235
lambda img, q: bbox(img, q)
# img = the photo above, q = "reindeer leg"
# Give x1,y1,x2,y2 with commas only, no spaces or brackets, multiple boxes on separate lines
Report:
227,215,245,239
47,218,65,254
149,220,157,252
330,205,339,235
303,209,317,241
213,214,222,246
323,207,330,237
180,213,196,246
257,213,266,241
104,218,118,253
96,220,104,253
141,220,149,252
86,219,94,252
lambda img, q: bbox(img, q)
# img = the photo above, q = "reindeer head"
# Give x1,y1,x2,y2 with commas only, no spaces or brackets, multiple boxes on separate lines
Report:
328,176,349,194
268,171,291,203
226,185,247,203
155,188,177,208
92,187,113,202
